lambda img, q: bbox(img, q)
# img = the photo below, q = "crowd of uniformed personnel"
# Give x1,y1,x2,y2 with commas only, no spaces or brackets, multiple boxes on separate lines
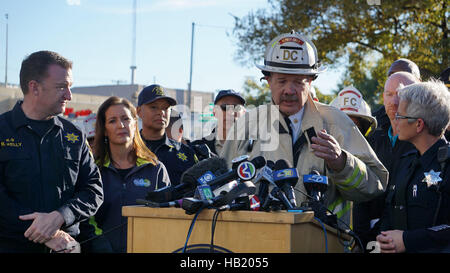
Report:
0,31,449,253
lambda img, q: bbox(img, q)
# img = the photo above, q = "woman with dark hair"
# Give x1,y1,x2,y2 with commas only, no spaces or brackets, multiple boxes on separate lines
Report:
84,96,170,253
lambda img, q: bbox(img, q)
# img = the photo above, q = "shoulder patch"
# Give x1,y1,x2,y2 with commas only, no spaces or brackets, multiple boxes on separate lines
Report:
65,132,80,144
428,224,450,232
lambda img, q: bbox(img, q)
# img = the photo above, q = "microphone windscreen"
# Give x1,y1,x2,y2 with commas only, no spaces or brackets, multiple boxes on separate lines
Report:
180,157,228,186
266,160,275,169
251,156,267,169
274,159,291,170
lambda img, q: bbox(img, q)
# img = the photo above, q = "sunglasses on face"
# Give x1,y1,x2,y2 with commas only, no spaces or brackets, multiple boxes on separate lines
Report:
218,104,245,112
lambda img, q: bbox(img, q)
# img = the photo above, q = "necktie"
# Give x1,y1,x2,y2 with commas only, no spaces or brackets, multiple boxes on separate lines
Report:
284,116,293,138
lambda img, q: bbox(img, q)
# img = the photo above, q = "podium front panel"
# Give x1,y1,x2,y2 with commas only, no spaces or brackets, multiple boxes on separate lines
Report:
122,206,349,253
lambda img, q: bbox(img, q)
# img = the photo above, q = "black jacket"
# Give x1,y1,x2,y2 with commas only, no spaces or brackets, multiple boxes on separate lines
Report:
380,139,450,252
191,128,219,159
0,102,104,252
84,157,170,253
142,133,198,186
353,106,415,250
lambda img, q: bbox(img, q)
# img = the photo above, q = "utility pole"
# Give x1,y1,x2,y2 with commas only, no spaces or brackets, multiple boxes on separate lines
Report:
188,22,195,108
130,0,137,85
4,13,8,87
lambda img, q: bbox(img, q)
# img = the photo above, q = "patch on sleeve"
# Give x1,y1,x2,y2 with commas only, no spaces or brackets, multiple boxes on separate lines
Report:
428,225,450,232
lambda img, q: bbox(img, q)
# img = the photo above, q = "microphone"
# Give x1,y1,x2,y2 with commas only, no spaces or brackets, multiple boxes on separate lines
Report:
137,197,208,215
144,155,265,207
303,170,328,203
212,181,257,208
206,156,266,189
181,197,209,215
231,155,250,169
273,159,299,207
301,170,332,227
253,160,275,206
145,157,229,202
136,198,182,208
268,186,294,210
219,195,261,211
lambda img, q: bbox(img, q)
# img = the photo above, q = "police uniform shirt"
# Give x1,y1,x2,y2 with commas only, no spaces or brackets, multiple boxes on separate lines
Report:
389,139,448,229
383,138,450,252
142,133,198,186
0,102,103,252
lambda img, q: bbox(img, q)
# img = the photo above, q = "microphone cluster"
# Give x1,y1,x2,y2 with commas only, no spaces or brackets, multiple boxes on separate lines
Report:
138,153,362,251
140,154,331,220
139,155,266,214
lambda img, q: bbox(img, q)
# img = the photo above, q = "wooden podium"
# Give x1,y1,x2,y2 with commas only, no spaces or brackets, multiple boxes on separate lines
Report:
122,206,350,253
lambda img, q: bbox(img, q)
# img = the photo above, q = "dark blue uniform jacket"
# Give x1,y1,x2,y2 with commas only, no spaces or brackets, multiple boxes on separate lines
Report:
381,138,450,252
142,133,198,186
0,102,103,252
87,157,170,253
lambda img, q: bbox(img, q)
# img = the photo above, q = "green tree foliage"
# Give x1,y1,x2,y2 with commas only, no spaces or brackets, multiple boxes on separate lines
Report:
241,77,272,107
231,0,448,109
315,87,336,104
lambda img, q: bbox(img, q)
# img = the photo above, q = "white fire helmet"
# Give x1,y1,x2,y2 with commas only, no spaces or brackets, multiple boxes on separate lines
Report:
83,113,97,139
256,30,326,77
329,86,377,137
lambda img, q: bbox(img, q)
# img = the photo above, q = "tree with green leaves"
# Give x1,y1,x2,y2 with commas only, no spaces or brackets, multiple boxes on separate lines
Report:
231,0,448,109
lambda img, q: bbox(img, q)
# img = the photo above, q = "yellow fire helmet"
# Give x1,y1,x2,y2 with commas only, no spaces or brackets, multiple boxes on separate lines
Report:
256,30,326,77
329,86,377,137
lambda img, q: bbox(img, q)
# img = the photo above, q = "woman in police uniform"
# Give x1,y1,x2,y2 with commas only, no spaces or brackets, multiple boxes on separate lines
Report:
377,80,450,253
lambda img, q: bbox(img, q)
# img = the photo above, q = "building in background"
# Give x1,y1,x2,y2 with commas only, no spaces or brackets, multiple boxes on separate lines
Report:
0,84,215,140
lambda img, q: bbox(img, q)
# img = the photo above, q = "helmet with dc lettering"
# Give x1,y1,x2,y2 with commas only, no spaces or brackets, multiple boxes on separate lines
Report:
256,30,326,78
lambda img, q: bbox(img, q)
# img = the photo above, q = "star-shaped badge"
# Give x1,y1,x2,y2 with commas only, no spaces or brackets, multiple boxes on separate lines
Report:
65,133,79,144
422,169,442,188
177,152,187,162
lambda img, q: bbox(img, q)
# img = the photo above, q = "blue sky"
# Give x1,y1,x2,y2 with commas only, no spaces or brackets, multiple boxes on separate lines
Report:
0,0,342,95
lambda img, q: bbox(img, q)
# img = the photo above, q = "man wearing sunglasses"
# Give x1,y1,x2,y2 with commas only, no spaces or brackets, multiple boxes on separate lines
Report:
377,80,450,253
192,89,246,157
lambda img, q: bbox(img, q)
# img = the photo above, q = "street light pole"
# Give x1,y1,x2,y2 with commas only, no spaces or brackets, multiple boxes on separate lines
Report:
4,13,8,87
130,0,137,85
188,22,195,108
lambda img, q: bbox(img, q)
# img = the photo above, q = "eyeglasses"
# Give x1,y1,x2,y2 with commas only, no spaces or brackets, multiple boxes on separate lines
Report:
395,112,419,120
218,104,245,112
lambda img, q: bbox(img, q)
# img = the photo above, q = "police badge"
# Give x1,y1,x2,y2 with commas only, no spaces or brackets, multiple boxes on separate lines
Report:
422,170,442,188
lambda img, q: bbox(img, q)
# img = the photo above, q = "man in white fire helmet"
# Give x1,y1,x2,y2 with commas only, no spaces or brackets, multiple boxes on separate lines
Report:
329,86,377,138
222,31,388,230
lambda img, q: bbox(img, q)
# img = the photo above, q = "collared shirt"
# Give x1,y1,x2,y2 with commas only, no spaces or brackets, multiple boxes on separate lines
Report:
287,108,305,143
0,101,103,252
388,126,398,148
141,132,198,185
